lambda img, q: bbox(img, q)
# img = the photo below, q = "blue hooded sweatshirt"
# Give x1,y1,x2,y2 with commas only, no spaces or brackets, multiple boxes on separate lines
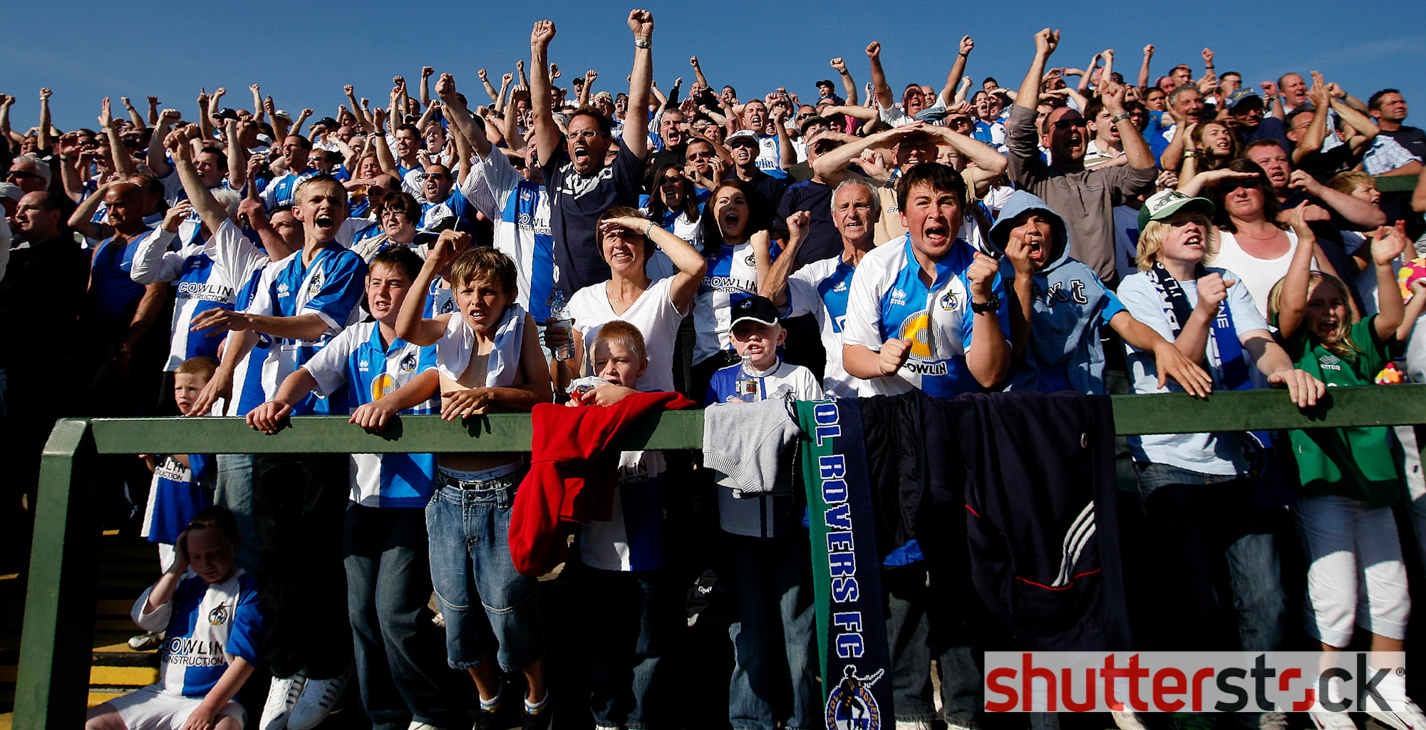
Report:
986,190,1126,394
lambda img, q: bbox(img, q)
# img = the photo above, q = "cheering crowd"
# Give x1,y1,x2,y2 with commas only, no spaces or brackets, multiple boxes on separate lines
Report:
5,9,1426,730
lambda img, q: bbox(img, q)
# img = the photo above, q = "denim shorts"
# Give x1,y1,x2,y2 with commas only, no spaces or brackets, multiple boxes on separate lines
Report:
425,465,543,672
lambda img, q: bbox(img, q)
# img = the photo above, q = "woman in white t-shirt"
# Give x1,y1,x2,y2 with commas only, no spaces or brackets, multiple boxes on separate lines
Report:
1205,159,1326,319
548,206,706,395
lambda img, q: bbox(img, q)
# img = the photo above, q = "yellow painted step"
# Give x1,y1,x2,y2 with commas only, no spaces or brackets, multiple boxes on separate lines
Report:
89,665,157,687
88,690,127,708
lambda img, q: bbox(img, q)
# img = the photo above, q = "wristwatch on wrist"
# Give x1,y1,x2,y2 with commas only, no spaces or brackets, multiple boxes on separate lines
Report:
634,38,650,49
1112,112,1131,124
970,293,1000,315
1182,150,1197,159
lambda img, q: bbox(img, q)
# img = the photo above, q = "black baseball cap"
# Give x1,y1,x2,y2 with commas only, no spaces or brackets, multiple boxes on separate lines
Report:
730,295,780,328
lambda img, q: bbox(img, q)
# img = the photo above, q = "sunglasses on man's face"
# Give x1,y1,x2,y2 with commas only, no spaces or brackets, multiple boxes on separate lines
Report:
6,170,40,181
1052,117,1089,131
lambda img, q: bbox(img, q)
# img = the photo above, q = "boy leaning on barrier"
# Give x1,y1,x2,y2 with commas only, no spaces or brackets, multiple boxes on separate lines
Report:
246,245,463,728
393,233,555,729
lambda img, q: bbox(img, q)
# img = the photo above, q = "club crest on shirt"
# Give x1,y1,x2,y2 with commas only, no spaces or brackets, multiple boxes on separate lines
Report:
745,251,757,267
825,665,884,730
207,606,228,627
371,373,396,401
896,309,936,360
307,269,325,296
399,352,418,373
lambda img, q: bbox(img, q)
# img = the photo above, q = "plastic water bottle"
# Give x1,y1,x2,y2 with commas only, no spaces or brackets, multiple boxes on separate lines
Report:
735,353,760,402
548,290,574,361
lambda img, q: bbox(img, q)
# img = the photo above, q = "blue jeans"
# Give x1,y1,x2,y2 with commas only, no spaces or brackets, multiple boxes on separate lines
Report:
579,566,668,729
213,454,260,574
425,477,543,672
728,533,818,730
1136,463,1287,652
884,564,983,726
344,504,463,730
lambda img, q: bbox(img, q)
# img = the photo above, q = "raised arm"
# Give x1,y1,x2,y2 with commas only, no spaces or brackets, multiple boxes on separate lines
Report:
761,211,809,307
121,97,145,132
1102,81,1154,170
38,88,53,153
227,120,250,191
437,74,493,160
529,20,561,168
1137,45,1154,93
1292,83,1332,165
866,42,893,109
1016,30,1059,112
69,181,113,240
1371,224,1409,340
1273,204,1318,341
146,108,182,179
167,128,230,236
622,10,655,159
927,126,1009,193
369,109,402,180
146,96,159,127
100,98,137,179
937,36,974,107
0,95,15,146
420,66,434,108
397,231,467,345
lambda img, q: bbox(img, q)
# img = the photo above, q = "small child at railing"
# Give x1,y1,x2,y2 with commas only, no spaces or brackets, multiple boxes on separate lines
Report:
1267,217,1424,730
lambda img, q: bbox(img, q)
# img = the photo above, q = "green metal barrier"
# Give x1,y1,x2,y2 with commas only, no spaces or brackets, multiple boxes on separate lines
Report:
1374,174,1419,194
16,386,1426,728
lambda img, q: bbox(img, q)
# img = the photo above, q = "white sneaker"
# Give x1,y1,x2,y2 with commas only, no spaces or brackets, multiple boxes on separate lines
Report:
127,631,162,650
260,671,308,730
288,670,351,730
1309,709,1358,730
408,723,444,730
1368,698,1426,730
1111,710,1147,730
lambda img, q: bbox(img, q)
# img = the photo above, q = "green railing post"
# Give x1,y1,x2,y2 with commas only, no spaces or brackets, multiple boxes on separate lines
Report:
15,418,99,730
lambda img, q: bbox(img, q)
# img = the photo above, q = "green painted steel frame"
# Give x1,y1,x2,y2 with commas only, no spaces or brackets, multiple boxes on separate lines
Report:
17,385,1426,727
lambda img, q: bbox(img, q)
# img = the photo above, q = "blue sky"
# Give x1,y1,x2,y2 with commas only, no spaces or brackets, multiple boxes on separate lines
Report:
7,0,1426,133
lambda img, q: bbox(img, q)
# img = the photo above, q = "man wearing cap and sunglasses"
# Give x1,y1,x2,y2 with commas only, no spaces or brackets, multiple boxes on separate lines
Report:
1008,29,1157,288
727,130,788,213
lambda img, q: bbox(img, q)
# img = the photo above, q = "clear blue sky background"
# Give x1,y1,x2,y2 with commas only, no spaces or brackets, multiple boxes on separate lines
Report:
7,0,1426,133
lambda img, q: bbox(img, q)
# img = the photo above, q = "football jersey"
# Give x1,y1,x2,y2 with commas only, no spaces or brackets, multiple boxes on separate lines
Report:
842,234,1009,398
694,240,778,364
785,254,859,397
132,569,262,700
134,223,257,371
258,168,320,211
304,321,438,508
89,230,153,324
140,455,213,545
245,245,367,415
466,150,555,320
420,186,478,231
229,260,283,417
580,449,667,572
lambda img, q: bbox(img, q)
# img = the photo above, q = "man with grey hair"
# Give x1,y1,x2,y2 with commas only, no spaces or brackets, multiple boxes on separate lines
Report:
759,176,880,397
6,154,51,195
